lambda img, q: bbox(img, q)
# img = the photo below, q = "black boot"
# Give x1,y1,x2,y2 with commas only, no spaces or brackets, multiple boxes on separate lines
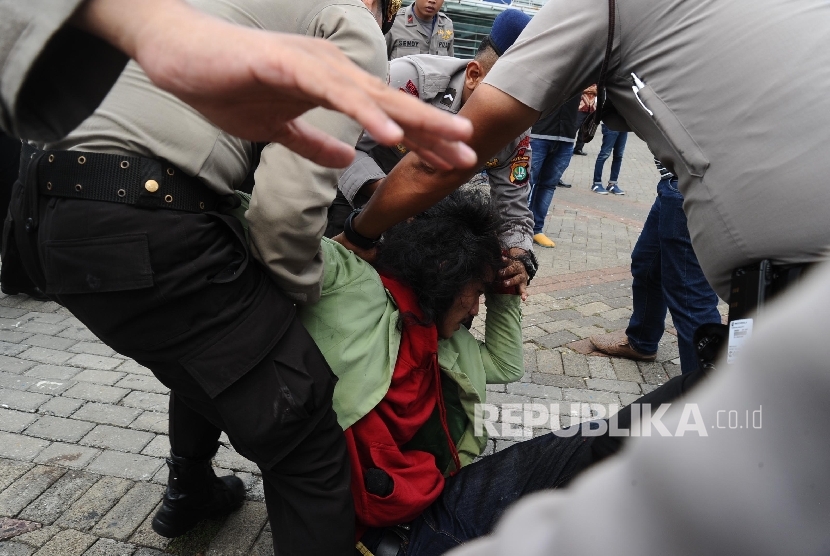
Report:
151,449,246,538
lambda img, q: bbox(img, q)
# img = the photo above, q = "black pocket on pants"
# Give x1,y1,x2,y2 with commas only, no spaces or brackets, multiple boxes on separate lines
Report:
42,233,153,294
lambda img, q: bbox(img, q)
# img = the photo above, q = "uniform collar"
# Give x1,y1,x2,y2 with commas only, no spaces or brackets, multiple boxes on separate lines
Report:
404,4,418,27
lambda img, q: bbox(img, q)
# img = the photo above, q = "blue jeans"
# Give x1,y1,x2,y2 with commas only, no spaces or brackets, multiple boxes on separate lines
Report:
528,137,574,234
592,124,628,185
626,178,721,373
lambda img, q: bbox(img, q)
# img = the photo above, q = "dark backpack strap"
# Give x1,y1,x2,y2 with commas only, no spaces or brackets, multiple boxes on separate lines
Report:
582,0,617,141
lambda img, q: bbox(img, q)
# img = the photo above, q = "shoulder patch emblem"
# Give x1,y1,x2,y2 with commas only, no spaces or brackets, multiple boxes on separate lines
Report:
400,80,419,98
510,160,529,185
440,87,456,107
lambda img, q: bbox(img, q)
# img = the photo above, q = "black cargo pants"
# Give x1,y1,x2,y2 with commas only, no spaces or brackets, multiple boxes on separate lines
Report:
7,151,355,555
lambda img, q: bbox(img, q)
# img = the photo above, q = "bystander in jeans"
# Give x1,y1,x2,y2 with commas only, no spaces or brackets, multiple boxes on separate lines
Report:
592,123,627,195
591,161,722,373
527,95,581,248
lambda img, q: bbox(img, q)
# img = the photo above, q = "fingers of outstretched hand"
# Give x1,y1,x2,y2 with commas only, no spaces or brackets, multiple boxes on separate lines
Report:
270,119,356,168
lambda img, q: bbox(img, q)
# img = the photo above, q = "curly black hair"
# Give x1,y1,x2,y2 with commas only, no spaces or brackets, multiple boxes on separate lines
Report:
374,189,506,328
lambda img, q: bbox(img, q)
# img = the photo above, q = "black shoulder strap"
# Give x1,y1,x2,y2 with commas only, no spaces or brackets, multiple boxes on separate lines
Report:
586,0,617,132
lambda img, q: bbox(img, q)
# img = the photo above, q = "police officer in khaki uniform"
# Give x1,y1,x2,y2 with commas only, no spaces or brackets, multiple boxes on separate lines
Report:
387,0,454,59
4,1,394,555
336,10,536,286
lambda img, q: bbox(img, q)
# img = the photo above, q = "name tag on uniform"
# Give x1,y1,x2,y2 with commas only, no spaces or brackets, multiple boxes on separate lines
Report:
398,40,419,48
727,318,753,363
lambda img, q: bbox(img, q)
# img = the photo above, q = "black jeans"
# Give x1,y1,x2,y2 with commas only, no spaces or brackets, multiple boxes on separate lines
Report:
8,152,355,556
360,369,707,556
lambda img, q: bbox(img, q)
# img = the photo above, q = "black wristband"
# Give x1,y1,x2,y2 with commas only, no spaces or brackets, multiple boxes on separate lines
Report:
343,208,380,250
517,250,538,283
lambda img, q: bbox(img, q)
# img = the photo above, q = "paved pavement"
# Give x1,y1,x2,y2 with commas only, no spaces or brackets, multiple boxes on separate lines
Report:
0,133,727,555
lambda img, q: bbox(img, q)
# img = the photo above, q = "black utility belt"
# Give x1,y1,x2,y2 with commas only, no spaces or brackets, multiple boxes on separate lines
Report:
23,145,227,213
728,260,813,322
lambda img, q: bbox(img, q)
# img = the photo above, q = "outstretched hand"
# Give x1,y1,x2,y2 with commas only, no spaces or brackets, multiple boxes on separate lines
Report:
74,0,477,170
498,249,530,301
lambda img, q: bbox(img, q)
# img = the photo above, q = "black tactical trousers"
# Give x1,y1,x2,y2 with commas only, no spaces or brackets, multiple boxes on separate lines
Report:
8,153,355,555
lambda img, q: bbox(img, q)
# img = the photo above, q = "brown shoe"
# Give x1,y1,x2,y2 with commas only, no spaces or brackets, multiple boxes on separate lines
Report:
590,331,657,361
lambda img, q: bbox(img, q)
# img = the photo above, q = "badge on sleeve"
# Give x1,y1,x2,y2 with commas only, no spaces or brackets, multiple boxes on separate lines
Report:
510,160,529,184
484,158,499,169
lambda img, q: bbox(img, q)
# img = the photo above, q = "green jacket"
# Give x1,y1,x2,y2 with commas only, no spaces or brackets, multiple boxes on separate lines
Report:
233,192,524,468
301,238,524,469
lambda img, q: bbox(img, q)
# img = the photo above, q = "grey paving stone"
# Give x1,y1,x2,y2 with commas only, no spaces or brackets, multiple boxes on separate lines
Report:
619,393,643,406
18,313,68,326
24,417,95,443
16,348,73,366
113,360,152,377
506,382,562,400
82,538,136,556
563,388,621,405
62,383,128,404
0,541,36,555
139,436,169,458
133,549,166,556
535,349,564,374
663,361,682,379
494,439,518,452
18,471,99,525
56,327,99,343
72,404,141,428
67,343,117,358
0,460,33,492
0,432,50,462
55,476,133,532
22,336,76,352
637,361,669,385
587,357,616,379
0,409,38,433
120,392,167,412
126,502,168,550
0,389,50,413
206,501,268,556
0,356,36,376
561,351,589,377
86,450,162,481
0,331,34,344
80,426,154,454
33,443,101,470
92,482,164,541
484,383,505,393
585,378,642,394
113,375,168,395
640,383,660,394
66,370,125,386
530,373,585,389
0,465,65,517
32,529,96,556
0,308,27,319
611,358,643,383
236,472,265,502
36,398,84,418
24,365,81,381
128,412,167,435
522,348,537,374
0,343,28,358
535,331,579,349
66,355,122,372
249,527,274,556
213,446,259,475
10,524,60,549
26,378,73,396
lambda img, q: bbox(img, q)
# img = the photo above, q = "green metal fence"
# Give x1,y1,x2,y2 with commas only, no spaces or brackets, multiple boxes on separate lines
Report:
400,0,547,59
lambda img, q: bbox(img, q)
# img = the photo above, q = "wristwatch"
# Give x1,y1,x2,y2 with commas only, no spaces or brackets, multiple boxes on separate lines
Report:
344,208,380,250
516,250,538,283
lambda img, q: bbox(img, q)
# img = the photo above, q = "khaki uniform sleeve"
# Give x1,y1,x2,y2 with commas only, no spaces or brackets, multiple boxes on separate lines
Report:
245,3,387,304
487,133,534,251
482,0,609,115
0,0,128,140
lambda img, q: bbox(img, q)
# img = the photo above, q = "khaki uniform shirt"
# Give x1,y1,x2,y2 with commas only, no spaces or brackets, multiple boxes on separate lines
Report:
339,55,533,251
35,0,388,304
484,0,830,298
386,4,454,60
0,0,128,141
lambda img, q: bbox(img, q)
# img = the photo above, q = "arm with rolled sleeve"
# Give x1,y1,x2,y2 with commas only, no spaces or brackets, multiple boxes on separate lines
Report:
487,134,534,252
0,0,128,140
245,3,388,304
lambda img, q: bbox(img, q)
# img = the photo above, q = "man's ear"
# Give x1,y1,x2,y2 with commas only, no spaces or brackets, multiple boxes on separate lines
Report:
465,60,485,91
